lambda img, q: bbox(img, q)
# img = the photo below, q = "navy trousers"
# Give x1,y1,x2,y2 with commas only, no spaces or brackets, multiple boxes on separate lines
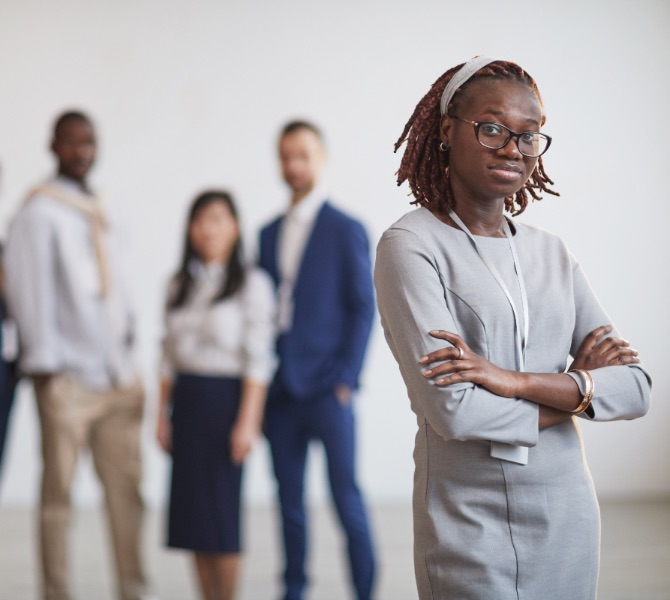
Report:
265,386,376,600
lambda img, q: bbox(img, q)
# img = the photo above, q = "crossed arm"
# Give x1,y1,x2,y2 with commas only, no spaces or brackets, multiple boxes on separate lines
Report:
420,325,640,430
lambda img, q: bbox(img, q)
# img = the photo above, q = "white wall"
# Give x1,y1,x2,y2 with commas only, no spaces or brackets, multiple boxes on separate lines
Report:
0,0,668,508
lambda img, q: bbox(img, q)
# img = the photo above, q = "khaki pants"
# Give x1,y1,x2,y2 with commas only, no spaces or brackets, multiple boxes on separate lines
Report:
35,373,147,600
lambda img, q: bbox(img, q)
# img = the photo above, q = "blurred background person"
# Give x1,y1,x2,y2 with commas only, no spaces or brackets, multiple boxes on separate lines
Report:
0,164,19,488
259,121,377,600
0,162,19,488
157,190,276,600
3,111,154,600
0,241,19,489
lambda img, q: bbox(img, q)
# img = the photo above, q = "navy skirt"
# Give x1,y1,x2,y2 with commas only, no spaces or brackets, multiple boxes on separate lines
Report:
167,373,243,553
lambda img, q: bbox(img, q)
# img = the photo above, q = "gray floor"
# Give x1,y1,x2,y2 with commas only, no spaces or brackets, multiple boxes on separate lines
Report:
0,499,668,600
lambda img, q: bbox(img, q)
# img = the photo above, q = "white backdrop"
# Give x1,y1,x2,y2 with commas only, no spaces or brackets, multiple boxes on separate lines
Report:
0,0,668,508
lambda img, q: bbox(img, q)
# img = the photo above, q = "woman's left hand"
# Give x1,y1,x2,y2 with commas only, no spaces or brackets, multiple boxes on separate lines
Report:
420,330,521,398
230,422,259,466
571,324,640,371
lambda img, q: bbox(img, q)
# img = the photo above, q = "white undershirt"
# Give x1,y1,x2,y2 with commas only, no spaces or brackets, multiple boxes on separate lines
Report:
277,187,326,332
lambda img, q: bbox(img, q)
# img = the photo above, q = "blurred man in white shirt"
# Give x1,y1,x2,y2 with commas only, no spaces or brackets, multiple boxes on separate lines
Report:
4,111,153,600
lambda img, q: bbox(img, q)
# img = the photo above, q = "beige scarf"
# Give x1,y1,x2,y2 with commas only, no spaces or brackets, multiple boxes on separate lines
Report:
27,182,110,297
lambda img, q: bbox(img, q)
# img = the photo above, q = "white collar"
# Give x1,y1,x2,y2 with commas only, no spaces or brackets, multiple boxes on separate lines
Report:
188,259,226,281
286,187,326,224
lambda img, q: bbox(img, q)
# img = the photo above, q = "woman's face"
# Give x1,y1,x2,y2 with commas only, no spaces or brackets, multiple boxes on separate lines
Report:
189,200,239,264
440,78,544,206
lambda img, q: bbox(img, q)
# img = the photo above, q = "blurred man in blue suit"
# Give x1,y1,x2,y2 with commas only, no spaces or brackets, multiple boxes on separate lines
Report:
259,121,376,600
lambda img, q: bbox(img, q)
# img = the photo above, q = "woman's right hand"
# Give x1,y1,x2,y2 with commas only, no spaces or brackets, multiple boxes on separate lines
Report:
571,325,640,371
156,413,172,453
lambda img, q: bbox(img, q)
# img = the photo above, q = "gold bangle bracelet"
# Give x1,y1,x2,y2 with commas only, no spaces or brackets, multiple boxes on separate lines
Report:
568,369,594,414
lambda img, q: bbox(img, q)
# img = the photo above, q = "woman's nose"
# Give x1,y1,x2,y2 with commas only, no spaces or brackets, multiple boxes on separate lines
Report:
498,135,523,158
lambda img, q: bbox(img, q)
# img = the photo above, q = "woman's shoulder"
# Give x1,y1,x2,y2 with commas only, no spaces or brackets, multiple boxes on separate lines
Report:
512,219,570,251
376,208,454,271
379,207,444,244
512,219,580,274
242,266,275,297
238,267,276,315
383,206,439,233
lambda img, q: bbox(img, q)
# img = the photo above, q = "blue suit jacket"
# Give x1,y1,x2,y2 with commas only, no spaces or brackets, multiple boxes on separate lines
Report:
259,202,375,400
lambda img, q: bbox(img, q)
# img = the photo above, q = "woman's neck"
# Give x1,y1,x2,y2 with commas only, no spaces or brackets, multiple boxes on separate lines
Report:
199,252,231,266
441,199,506,238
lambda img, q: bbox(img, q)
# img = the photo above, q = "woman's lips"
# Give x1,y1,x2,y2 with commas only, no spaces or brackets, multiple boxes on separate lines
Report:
488,163,522,182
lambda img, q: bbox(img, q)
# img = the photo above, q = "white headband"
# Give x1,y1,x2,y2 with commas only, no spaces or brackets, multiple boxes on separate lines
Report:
439,56,498,115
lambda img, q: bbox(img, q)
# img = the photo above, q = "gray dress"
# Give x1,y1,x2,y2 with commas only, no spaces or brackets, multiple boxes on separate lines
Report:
374,207,651,600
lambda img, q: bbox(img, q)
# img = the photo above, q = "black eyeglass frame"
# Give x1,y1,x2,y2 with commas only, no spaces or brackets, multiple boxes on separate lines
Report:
448,115,552,158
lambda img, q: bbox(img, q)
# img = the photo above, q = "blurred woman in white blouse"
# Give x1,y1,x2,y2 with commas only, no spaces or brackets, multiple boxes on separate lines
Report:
156,190,276,600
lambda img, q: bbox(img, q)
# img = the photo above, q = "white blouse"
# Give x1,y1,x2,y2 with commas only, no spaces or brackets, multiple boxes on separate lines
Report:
161,262,277,383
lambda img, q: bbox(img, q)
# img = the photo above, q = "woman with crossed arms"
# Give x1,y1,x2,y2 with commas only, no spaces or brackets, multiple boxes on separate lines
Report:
374,56,651,599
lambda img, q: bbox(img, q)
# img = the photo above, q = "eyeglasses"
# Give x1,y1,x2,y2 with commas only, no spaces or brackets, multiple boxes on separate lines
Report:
448,115,552,158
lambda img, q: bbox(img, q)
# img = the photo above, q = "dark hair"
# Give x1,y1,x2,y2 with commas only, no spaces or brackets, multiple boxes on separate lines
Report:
280,120,324,144
53,110,93,139
168,190,246,310
394,60,558,216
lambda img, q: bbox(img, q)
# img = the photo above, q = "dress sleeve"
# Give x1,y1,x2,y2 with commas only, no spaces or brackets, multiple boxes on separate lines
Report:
567,256,651,421
375,227,539,447
241,269,278,384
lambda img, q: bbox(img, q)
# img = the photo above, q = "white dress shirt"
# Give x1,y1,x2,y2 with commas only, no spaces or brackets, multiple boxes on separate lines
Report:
4,176,137,390
161,262,277,383
277,188,326,332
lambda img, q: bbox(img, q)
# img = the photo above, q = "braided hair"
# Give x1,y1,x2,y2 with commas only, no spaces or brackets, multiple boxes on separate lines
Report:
394,60,558,216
